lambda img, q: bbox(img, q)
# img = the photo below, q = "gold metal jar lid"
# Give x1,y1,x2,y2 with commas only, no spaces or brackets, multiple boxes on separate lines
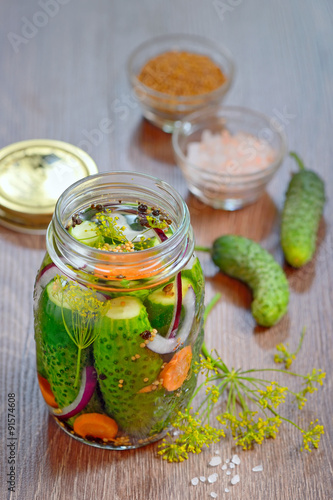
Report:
0,139,98,234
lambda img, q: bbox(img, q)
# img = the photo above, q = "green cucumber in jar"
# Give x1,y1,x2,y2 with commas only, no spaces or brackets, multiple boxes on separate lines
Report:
281,152,325,268
69,220,104,247
144,277,192,335
211,235,289,327
181,256,205,297
93,295,164,437
35,279,103,417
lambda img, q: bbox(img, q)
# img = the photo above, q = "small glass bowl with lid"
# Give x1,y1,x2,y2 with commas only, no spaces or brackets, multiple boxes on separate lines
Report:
172,105,287,210
127,34,234,133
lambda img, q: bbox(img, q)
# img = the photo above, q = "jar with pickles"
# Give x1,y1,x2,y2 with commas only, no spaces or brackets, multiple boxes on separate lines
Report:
34,172,205,449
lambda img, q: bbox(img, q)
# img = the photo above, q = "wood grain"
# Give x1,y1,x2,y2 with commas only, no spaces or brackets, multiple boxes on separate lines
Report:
1,0,333,499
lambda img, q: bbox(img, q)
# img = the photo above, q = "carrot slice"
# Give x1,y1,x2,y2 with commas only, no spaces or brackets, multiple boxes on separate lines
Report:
73,413,118,440
94,261,162,281
38,374,58,408
159,346,193,392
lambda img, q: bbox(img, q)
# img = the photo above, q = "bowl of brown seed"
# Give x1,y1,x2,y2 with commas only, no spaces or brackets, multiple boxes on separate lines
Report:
127,34,234,133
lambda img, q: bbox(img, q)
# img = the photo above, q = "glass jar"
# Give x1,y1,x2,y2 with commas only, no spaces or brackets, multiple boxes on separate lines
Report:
33,172,205,449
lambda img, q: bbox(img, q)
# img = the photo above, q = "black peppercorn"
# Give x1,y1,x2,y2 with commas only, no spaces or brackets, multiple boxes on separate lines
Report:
138,203,148,213
140,330,152,340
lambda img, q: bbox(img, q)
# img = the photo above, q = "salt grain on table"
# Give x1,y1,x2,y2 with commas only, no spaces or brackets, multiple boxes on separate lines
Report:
214,450,220,455
210,493,218,499
191,477,199,486
226,458,230,463
225,488,230,493
252,464,263,472
226,471,231,476
221,464,227,470
209,456,222,466
200,476,206,483
229,463,235,469
231,454,241,465
231,475,240,485
208,473,218,484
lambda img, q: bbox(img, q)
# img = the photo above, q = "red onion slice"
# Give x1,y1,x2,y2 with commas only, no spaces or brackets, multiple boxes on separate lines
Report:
147,286,196,354
34,263,62,301
35,262,107,302
51,366,97,420
154,227,168,242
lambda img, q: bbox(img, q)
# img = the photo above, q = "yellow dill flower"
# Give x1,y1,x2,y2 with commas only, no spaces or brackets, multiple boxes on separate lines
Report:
258,383,287,409
301,420,324,452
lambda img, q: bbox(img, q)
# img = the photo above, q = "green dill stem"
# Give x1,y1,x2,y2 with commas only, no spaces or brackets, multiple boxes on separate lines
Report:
131,227,151,242
197,392,212,414
199,399,213,423
294,326,306,356
194,245,212,253
201,293,229,374
74,347,82,388
187,381,207,409
226,382,233,413
237,381,263,407
60,303,76,346
266,404,303,432
217,379,230,396
237,376,268,386
234,383,249,412
204,347,229,374
203,293,222,326
289,151,306,171
241,368,306,379
231,382,237,414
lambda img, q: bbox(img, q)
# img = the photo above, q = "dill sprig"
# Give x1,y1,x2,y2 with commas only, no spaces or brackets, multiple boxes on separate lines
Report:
52,277,107,387
274,326,306,368
95,210,128,244
145,215,168,229
158,294,325,462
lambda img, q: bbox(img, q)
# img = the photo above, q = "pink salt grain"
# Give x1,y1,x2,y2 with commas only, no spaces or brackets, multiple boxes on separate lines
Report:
186,129,275,175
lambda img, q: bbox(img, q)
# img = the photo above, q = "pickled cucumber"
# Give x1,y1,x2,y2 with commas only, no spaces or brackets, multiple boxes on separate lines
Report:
35,280,103,416
181,256,205,297
212,235,289,327
281,152,325,268
145,278,191,334
69,220,104,247
93,296,164,436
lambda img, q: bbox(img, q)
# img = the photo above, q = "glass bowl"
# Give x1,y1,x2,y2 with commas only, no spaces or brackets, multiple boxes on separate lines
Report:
127,34,234,133
172,106,287,210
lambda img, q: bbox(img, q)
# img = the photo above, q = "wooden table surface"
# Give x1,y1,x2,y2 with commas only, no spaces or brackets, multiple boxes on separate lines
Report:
1,0,332,499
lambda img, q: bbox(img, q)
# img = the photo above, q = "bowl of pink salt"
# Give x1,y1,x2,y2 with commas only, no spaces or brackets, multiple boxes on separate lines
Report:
172,105,287,210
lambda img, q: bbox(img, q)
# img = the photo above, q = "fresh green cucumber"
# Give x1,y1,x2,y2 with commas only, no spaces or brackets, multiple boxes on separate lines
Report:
144,277,192,335
281,152,325,268
35,279,103,416
93,295,164,436
212,235,289,327
69,220,104,247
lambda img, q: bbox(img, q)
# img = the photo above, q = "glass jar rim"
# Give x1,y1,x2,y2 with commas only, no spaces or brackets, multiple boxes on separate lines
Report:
47,171,194,290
